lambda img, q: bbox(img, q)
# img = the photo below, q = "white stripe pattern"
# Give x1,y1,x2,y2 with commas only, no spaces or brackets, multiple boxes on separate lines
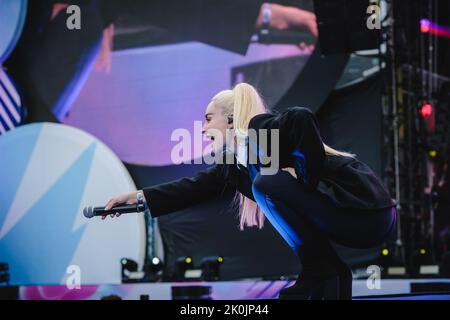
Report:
0,67,23,134
0,69,20,105
0,100,15,129
0,84,20,122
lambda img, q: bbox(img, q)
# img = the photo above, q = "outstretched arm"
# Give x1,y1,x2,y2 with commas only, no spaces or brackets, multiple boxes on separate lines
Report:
142,164,229,217
103,164,229,219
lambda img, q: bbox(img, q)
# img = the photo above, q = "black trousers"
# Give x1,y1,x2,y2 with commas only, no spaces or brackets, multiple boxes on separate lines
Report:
251,170,397,255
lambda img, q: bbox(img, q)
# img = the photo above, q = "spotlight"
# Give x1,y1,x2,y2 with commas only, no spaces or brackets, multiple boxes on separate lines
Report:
0,263,9,286
143,256,164,281
0,263,8,272
146,257,163,273
121,258,141,283
412,247,437,276
0,273,9,284
420,103,433,117
152,257,160,264
378,247,395,275
121,258,138,272
200,256,224,281
419,19,450,39
174,256,194,281
420,19,431,33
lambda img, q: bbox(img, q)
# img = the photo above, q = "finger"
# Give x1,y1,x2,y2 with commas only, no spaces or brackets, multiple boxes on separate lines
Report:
299,42,306,50
102,215,107,220
105,200,117,211
104,200,113,211
310,22,318,37
110,213,114,218
116,213,121,218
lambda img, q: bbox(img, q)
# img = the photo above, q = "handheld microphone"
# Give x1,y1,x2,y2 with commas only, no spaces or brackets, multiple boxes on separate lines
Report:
252,29,315,45
83,203,146,219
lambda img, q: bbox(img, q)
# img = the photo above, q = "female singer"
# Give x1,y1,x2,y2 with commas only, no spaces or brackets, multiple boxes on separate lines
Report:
104,83,397,300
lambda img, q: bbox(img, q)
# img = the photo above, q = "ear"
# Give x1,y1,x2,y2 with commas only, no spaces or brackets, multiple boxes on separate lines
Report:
227,115,234,129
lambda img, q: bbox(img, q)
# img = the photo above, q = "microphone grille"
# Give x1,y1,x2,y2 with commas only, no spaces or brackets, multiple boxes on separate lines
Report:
83,206,94,219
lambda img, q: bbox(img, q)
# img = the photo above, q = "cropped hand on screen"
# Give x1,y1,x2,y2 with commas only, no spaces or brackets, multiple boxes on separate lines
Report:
298,42,316,54
283,6,318,37
102,191,138,220
257,4,318,37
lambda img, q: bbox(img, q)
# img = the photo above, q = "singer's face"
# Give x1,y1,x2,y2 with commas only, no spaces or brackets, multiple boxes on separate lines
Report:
202,103,231,152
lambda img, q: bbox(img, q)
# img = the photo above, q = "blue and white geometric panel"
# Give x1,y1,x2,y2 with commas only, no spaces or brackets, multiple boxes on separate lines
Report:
0,123,145,285
0,0,27,64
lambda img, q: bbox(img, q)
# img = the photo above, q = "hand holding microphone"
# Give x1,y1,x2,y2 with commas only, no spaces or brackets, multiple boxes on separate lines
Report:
86,191,146,220
83,202,146,219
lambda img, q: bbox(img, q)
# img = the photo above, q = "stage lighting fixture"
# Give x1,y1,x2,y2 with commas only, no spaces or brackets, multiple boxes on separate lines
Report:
378,246,409,276
411,247,438,276
143,256,164,281
174,256,194,281
0,263,9,286
378,247,394,275
145,257,161,271
0,263,8,272
420,19,431,33
420,103,433,117
121,258,139,282
200,256,224,281
121,258,138,272
419,18,450,39
0,273,9,285
148,257,163,272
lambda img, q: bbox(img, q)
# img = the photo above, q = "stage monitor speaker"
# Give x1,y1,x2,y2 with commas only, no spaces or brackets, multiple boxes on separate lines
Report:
314,0,382,54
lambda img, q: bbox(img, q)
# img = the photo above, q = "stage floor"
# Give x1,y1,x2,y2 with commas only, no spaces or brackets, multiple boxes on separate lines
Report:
17,278,450,300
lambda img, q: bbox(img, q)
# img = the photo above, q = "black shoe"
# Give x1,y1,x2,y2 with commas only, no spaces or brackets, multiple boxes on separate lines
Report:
280,238,353,300
338,273,352,300
278,265,353,300
337,265,353,300
278,274,340,300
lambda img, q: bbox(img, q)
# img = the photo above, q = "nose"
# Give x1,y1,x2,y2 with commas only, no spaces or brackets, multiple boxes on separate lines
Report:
201,122,207,134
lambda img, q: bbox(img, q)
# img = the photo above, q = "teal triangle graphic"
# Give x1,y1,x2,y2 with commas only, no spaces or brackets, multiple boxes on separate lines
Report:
0,124,43,228
0,142,96,285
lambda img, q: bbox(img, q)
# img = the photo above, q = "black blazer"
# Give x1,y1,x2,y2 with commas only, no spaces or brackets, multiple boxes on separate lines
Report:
143,107,396,217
